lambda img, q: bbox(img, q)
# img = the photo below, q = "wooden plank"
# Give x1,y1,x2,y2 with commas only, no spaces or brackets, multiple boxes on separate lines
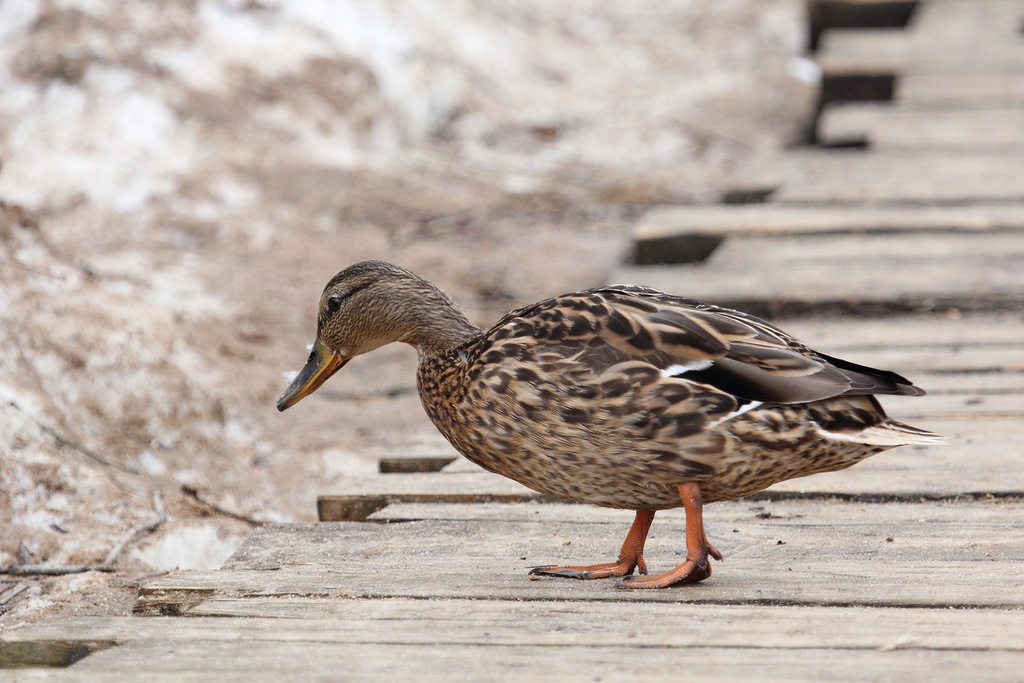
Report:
907,371,1022,394
819,104,1024,150
4,604,1022,666
705,231,1024,263
898,73,1024,106
877,388,1024,418
779,313,1024,350
240,498,1024,580
135,502,1024,613
378,456,455,473
733,150,1024,204
314,470,553,521
367,500,1024,567
136,556,1024,613
9,503,1024,676
818,29,1024,77
187,598,1024,654
14,639,1024,681
614,240,1024,313
359,499,1021,526
818,29,916,76
908,0,1024,45
634,204,1024,245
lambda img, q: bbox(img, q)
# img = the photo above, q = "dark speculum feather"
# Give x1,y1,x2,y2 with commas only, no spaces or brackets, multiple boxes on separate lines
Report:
684,357,844,404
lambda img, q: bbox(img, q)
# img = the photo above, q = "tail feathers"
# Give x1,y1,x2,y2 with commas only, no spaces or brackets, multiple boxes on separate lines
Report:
818,419,944,447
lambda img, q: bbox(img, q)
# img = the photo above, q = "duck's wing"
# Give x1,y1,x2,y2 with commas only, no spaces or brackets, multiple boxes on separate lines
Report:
484,285,924,406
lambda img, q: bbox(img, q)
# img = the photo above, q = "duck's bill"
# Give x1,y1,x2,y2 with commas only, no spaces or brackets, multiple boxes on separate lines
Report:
277,339,349,411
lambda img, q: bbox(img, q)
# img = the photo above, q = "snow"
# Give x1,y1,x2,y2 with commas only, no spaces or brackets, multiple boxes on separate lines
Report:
135,450,168,476
131,523,243,571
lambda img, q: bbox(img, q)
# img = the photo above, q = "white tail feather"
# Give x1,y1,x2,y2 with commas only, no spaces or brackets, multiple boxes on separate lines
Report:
816,422,944,447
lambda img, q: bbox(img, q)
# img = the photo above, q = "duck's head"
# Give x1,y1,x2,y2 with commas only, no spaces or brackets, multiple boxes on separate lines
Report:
276,260,477,411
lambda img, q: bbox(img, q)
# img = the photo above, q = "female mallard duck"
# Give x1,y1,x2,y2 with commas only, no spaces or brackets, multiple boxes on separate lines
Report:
278,260,940,588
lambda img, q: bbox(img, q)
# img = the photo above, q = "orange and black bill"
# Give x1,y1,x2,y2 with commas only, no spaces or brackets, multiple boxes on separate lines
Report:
277,339,348,411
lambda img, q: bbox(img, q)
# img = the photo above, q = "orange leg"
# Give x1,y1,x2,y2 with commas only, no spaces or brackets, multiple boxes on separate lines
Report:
619,481,722,589
528,510,656,580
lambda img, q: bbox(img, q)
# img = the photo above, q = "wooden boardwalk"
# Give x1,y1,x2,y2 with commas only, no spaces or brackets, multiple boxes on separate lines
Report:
4,0,1024,679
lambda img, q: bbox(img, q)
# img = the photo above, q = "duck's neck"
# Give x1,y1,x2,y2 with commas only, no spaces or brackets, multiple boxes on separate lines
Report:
395,284,482,356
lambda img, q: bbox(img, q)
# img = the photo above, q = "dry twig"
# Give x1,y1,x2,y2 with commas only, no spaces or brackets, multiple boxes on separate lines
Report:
1,494,168,577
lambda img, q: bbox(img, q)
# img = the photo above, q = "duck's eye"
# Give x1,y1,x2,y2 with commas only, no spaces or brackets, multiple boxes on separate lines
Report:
327,296,343,312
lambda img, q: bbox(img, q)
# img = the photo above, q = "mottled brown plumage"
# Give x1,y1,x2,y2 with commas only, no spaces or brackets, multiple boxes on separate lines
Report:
278,260,941,588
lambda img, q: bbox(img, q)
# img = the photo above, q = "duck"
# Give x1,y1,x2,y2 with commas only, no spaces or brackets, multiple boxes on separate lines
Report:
277,260,941,588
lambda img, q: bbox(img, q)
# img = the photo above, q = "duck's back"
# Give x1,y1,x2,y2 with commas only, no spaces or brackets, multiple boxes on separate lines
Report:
417,286,939,510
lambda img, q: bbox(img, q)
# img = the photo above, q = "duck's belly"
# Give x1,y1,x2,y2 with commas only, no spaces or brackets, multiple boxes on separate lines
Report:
445,431,689,509
429,407,888,510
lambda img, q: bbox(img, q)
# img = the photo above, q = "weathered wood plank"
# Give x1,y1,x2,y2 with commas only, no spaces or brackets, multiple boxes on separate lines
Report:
711,231,1024,263
898,73,1024,106
136,500,1024,613
186,599,1024,654
315,471,550,521
908,0,1024,45
135,558,1024,612
360,499,1019,525
907,371,1021,394
137,554,1024,616
886,391,1024,419
627,237,1024,312
10,500,1024,676
614,243,1024,313
819,104,1024,150
733,150,1024,204
634,204,1024,246
376,500,1024,569
817,31,907,78
818,29,1024,77
626,229,1024,295
4,603,1022,657
779,314,1024,350
13,640,1024,681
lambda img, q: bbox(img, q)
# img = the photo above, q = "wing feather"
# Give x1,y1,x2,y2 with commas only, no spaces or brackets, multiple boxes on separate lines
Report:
481,285,925,407
579,287,921,403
